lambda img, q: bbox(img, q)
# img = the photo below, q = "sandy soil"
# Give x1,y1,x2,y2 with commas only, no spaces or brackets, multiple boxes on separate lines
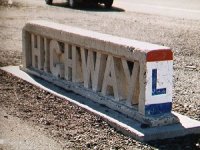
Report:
0,109,63,150
0,0,200,149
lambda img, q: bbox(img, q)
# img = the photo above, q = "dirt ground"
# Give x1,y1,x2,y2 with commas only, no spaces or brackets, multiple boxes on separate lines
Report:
0,0,200,149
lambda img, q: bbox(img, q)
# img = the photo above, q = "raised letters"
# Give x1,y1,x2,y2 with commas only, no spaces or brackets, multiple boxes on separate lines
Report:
44,38,50,72
102,56,126,100
31,34,44,70
81,49,106,91
49,40,64,78
122,60,139,105
64,44,83,83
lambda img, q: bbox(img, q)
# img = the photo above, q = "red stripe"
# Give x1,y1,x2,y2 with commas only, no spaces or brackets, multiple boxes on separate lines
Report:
146,50,173,62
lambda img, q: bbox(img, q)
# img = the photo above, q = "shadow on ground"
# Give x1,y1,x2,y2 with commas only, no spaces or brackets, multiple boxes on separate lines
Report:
51,2,125,12
148,134,200,150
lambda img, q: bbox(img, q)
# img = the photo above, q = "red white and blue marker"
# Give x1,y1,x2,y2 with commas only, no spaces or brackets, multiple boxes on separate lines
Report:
145,50,173,116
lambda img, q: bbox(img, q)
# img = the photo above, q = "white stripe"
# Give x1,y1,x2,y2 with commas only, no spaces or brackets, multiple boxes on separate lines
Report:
145,60,173,105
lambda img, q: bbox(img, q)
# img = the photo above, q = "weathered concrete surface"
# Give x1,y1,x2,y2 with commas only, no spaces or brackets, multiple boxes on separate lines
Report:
22,20,177,127
1,66,200,141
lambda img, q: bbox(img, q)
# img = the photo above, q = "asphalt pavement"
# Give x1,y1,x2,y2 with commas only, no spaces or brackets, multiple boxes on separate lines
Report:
114,0,200,20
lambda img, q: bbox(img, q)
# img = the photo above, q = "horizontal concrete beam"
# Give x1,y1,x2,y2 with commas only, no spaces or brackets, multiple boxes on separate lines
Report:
22,20,177,126
23,20,170,62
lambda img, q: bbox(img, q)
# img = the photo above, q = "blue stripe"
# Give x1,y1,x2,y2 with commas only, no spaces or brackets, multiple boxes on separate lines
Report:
145,102,172,116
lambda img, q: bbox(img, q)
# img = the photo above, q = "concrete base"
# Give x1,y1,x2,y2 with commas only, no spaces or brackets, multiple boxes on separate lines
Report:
1,65,200,141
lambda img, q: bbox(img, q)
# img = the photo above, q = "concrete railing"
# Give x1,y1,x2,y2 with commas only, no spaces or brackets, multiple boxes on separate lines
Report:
22,20,178,126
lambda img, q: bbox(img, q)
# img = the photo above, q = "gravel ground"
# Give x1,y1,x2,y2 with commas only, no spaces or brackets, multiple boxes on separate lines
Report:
0,0,200,149
0,70,200,150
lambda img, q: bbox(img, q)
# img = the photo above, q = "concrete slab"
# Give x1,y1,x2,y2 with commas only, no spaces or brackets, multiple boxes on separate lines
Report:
1,65,200,142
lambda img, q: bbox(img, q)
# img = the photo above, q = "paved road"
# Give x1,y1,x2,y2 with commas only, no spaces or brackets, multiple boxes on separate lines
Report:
21,0,200,20
114,0,200,20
